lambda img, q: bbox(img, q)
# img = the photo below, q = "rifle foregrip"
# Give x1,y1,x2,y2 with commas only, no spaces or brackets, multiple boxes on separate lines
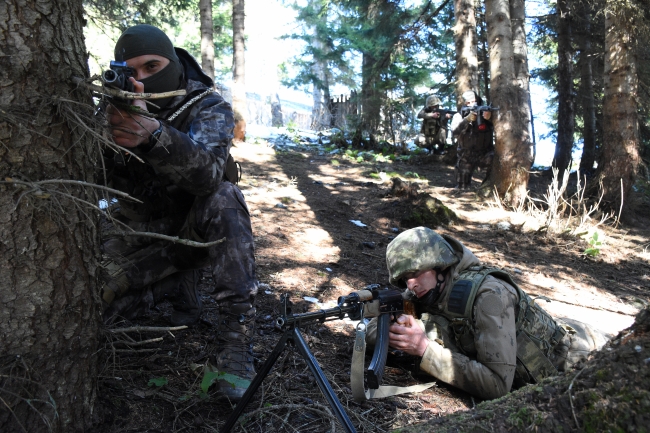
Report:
366,313,390,389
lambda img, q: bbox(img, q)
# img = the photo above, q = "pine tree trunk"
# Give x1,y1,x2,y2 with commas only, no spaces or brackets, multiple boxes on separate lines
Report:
311,36,331,130
361,52,381,138
200,0,216,81
484,0,533,206
593,1,640,215
578,8,597,174
453,0,479,103
553,0,575,179
232,0,246,126
0,0,99,431
510,0,533,168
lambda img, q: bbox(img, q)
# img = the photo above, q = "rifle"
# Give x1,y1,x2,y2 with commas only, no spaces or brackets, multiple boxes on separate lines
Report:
424,107,457,118
220,287,410,433
460,104,500,130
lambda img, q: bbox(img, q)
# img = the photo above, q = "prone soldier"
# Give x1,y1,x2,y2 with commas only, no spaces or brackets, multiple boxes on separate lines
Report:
366,227,611,400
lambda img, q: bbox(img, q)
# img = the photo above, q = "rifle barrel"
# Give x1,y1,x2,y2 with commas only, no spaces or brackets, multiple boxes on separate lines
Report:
279,303,361,327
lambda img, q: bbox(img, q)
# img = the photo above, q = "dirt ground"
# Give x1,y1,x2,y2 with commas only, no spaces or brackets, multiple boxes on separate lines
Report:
94,137,650,432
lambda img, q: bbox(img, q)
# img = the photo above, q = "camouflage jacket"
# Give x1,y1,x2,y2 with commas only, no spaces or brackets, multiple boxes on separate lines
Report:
102,48,235,227
450,112,493,153
417,106,448,136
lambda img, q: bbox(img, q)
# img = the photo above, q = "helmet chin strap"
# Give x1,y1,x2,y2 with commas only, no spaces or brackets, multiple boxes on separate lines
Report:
417,270,447,308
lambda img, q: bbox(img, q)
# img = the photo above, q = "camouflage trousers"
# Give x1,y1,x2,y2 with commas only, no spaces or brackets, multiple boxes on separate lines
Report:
416,127,447,154
455,147,494,189
101,181,258,323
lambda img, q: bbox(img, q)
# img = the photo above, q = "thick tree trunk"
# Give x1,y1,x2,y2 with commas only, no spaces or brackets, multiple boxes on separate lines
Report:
232,0,246,129
578,9,597,174
553,0,575,179
200,0,216,81
453,0,479,104
361,52,381,138
593,2,640,215
510,0,533,167
484,0,533,206
0,0,99,431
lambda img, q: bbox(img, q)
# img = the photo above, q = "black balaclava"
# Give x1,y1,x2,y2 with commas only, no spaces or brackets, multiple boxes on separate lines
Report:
114,24,183,112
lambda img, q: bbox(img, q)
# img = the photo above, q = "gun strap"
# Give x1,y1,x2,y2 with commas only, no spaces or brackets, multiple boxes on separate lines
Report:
351,324,436,402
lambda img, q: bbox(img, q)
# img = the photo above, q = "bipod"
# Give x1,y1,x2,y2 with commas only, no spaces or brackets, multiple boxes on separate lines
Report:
220,295,358,433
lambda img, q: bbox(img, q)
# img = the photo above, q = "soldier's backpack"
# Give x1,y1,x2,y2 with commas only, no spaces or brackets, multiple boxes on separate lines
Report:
436,266,567,384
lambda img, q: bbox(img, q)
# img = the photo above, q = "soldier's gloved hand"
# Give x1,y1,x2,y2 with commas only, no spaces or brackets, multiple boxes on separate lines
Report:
432,112,440,119
467,111,477,122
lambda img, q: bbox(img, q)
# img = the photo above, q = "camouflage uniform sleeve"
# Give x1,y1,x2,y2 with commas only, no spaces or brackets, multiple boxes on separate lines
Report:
133,94,234,196
419,277,518,400
417,107,427,119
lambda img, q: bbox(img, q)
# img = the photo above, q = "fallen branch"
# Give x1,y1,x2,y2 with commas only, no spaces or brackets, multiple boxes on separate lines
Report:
107,325,188,333
112,337,164,346
105,231,225,248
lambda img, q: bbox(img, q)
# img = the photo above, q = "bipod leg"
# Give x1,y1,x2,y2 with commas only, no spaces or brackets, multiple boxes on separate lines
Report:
220,330,292,432
293,327,357,433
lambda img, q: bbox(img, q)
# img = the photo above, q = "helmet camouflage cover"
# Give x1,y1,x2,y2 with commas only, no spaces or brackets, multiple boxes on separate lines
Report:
426,95,442,107
386,227,459,287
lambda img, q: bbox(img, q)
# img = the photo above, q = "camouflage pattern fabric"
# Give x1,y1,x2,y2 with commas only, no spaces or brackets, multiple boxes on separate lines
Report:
385,227,459,288
368,233,611,400
450,112,494,188
416,105,448,153
99,63,257,323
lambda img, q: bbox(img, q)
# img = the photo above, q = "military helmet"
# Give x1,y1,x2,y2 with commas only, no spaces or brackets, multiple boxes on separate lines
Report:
386,227,459,288
426,95,442,107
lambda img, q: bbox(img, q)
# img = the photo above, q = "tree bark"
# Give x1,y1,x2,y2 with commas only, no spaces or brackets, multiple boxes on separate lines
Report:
510,0,533,166
361,51,381,139
484,0,533,206
593,0,640,215
0,0,100,431
453,0,479,105
232,0,246,129
200,0,216,81
311,36,332,130
578,8,597,174
553,0,575,179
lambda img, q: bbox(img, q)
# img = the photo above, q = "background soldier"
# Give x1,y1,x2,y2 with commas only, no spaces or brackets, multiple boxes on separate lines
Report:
450,90,494,189
367,227,610,400
100,25,257,401
416,95,452,155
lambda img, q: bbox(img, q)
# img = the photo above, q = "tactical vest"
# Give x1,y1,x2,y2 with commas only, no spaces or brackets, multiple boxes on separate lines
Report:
430,266,567,385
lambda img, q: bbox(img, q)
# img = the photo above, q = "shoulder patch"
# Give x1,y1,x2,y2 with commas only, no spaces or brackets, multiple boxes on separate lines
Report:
448,280,473,314
478,293,504,316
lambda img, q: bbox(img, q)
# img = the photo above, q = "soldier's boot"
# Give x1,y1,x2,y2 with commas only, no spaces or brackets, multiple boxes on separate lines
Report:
214,302,257,401
152,270,203,326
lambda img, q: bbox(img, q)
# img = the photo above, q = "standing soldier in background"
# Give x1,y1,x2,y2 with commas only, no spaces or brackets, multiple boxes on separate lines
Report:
100,24,257,402
416,95,453,155
450,90,494,189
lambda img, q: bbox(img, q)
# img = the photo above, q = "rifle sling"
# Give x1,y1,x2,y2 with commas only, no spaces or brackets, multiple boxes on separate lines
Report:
351,324,436,402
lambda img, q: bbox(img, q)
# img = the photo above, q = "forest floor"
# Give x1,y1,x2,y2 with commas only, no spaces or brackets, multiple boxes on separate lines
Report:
94,134,650,433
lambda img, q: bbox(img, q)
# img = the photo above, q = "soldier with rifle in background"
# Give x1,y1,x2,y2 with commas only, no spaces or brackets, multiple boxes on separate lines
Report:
450,90,497,189
416,95,455,155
